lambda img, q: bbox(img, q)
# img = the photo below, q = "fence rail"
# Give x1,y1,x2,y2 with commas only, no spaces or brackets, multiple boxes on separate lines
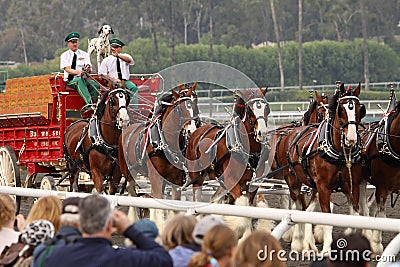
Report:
1,186,399,266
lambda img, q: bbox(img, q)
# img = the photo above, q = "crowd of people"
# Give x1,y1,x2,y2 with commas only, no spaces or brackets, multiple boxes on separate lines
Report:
2,193,398,267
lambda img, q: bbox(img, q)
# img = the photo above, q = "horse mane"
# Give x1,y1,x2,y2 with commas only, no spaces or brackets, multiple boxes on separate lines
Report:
153,92,174,116
328,90,340,118
393,99,400,117
95,91,109,119
303,100,318,125
233,91,246,118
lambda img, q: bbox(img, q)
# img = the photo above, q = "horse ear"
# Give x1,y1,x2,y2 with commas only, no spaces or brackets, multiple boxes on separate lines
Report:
110,27,114,34
315,91,323,103
192,82,197,91
340,83,345,95
171,89,180,100
98,26,103,34
353,82,361,97
260,88,267,96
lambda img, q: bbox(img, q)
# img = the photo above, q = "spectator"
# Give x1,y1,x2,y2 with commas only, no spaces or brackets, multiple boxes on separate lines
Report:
192,215,225,249
32,197,82,267
189,224,238,267
329,233,371,267
162,214,197,267
133,218,160,240
24,195,62,233
233,230,286,267
14,220,55,267
43,194,172,267
0,194,24,254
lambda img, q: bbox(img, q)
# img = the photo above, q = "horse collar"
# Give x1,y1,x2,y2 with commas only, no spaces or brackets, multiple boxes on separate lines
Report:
317,118,363,164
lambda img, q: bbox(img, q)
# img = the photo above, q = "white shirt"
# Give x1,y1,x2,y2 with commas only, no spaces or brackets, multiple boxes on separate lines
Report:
0,227,20,254
98,53,134,80
60,49,92,81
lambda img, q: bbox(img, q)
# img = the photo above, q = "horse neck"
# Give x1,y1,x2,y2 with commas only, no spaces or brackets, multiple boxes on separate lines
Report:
99,105,120,145
330,113,346,152
242,116,261,152
161,108,184,150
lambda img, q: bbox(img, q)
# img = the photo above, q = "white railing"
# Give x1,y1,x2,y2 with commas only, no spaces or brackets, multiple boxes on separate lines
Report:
1,186,399,266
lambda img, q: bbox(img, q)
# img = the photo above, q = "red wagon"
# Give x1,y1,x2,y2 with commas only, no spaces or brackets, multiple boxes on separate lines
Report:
0,73,161,211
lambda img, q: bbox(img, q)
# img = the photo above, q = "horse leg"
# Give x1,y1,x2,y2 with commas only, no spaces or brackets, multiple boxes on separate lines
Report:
370,188,387,255
303,191,318,251
317,185,333,254
91,169,105,193
280,194,294,242
356,179,372,242
193,185,203,202
255,194,274,233
290,188,305,252
109,167,122,195
126,174,141,223
148,167,167,233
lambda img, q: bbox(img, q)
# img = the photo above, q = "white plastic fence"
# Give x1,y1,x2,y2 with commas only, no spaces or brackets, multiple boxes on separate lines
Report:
1,186,399,266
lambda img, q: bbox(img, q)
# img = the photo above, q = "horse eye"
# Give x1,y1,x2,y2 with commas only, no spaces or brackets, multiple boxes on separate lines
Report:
256,101,261,109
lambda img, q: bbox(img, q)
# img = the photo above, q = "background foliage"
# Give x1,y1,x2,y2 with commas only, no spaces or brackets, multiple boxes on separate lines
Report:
0,0,399,87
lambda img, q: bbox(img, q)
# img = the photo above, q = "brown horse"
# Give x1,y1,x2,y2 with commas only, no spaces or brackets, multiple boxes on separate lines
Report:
63,88,131,194
281,83,365,253
361,87,400,254
269,91,329,184
118,85,198,203
185,88,269,204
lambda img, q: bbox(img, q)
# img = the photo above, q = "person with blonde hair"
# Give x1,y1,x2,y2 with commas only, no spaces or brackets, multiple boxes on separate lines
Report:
0,194,24,254
189,224,238,267
233,230,286,267
162,214,198,267
25,196,62,233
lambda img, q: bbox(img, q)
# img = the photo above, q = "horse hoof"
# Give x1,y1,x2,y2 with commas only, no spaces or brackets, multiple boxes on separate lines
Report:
371,242,383,255
313,224,324,244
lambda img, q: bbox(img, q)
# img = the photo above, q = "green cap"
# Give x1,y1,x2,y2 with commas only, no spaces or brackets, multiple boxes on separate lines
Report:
65,32,80,42
110,38,125,47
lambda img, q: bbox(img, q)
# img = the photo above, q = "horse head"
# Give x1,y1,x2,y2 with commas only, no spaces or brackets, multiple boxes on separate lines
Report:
160,88,198,146
303,91,329,125
177,82,199,134
329,83,366,147
234,88,270,143
97,88,130,130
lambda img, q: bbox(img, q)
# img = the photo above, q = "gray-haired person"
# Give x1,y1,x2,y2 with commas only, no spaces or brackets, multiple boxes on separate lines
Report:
43,194,172,267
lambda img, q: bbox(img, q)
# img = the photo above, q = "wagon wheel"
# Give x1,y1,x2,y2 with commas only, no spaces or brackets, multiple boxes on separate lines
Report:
0,146,21,213
40,176,56,191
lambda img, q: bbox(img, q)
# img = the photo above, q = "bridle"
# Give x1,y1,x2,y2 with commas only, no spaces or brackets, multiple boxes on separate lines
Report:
104,88,130,130
236,97,270,138
161,95,197,132
337,96,362,129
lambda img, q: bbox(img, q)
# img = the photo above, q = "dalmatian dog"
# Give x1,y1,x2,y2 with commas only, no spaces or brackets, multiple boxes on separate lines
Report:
88,25,114,69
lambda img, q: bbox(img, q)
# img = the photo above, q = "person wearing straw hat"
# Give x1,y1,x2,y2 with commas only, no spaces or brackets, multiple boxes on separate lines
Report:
60,32,99,105
98,38,138,105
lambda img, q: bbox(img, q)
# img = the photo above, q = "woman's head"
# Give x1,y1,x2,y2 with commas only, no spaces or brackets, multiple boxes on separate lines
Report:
25,196,62,232
189,224,238,267
162,214,197,250
0,194,16,230
234,231,285,267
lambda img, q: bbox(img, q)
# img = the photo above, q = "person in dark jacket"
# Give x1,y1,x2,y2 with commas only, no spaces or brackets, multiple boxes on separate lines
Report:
42,194,173,267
